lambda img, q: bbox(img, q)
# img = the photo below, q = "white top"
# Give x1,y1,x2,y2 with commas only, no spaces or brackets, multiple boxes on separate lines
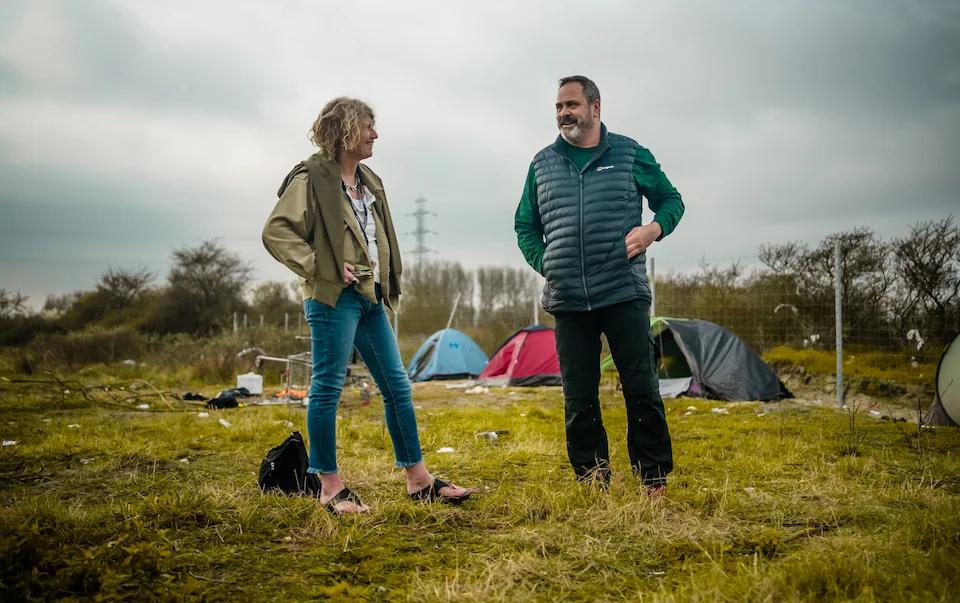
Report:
347,186,381,284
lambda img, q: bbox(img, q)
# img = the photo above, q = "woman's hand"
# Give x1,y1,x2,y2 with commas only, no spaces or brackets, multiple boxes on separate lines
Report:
343,262,357,284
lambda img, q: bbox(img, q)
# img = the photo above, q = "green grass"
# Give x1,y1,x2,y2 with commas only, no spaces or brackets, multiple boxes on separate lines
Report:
1,372,959,601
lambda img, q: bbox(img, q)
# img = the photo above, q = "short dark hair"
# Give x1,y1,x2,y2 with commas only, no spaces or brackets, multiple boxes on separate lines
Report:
558,75,600,105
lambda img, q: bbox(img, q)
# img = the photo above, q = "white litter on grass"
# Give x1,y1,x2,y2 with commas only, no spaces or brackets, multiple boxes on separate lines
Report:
437,447,455,453
180,458,190,463
686,406,697,411
711,408,729,415
415,405,423,409
68,424,80,429
198,412,209,418
744,487,756,495
684,411,693,417
273,420,295,428
137,404,150,410
869,410,882,417
2,440,17,447
520,413,527,417
123,359,136,365
42,418,51,423
219,418,232,428
80,458,93,464
465,386,489,394
0,376,8,381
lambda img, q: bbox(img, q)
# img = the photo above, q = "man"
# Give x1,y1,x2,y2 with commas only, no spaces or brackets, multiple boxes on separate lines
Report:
514,75,684,493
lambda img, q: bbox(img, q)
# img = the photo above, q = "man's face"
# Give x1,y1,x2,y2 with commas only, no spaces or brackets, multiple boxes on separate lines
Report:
556,82,599,144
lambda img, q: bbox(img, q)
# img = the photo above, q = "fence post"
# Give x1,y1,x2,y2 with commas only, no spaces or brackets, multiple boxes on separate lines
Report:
835,240,843,408
298,313,302,330
533,286,539,326
649,256,656,317
233,312,238,334
260,314,264,327
243,313,248,329
285,313,289,331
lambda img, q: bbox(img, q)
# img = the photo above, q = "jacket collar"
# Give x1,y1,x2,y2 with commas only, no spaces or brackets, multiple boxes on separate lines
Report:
550,122,610,172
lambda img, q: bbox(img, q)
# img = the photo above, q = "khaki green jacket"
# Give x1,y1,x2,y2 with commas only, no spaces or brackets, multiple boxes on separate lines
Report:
262,151,402,312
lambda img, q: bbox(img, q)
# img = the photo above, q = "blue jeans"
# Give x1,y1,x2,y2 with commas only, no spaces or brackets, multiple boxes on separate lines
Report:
303,284,423,474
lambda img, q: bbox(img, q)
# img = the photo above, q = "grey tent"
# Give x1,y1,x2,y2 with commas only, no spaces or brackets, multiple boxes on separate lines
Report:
601,317,792,402
923,333,960,427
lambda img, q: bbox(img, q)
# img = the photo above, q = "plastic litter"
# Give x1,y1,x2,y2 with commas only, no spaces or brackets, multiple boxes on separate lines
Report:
180,458,190,463
684,411,693,417
219,418,232,428
80,458,93,464
476,430,509,441
67,424,80,428
711,408,729,415
437,447,455,453
198,412,209,418
687,406,697,411
744,487,756,495
123,359,136,365
137,404,150,410
465,386,489,394
2,440,16,447
869,410,882,417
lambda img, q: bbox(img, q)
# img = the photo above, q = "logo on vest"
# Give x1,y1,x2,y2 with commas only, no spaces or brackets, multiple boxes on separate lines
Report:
596,165,615,171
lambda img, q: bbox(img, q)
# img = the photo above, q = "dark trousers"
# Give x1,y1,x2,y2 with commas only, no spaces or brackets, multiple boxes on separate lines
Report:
554,298,673,486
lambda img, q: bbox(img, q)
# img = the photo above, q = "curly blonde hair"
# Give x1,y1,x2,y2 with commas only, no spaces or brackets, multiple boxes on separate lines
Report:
308,97,376,158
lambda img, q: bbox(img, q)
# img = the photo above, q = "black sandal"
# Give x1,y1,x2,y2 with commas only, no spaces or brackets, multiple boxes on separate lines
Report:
409,478,470,505
324,487,365,515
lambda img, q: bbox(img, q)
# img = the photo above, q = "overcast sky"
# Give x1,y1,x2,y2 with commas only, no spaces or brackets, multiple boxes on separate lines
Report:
1,0,958,306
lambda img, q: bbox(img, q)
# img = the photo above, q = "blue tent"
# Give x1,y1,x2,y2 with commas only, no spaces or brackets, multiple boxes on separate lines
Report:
406,329,489,382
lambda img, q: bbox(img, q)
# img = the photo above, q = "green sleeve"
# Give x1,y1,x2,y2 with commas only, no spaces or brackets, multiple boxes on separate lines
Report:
514,162,545,275
633,146,684,240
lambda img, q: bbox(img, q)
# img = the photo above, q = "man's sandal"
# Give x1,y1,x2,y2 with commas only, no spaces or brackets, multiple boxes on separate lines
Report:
324,487,365,515
409,479,470,505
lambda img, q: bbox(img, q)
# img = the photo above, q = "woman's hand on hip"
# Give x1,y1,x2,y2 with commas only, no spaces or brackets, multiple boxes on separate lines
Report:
343,262,357,284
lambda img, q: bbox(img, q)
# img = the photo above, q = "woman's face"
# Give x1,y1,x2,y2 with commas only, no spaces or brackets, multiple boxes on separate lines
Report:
354,116,378,159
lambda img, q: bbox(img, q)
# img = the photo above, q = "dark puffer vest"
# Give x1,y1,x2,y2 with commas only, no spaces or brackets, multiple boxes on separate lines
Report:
534,125,651,313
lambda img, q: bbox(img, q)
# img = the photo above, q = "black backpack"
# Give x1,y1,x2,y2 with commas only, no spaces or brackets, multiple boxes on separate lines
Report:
257,431,321,497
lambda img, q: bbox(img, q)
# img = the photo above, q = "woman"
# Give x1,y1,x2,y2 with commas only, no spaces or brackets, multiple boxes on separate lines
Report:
262,97,473,514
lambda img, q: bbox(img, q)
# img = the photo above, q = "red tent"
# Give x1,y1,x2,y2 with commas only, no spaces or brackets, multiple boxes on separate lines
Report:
477,326,562,387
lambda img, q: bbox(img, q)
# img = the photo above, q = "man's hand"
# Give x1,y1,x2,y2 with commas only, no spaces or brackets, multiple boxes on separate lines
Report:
343,262,357,284
625,222,662,259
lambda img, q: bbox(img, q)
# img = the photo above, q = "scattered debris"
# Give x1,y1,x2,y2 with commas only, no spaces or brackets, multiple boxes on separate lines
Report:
180,458,190,464
711,408,729,415
123,359,136,365
744,487,756,495
80,458,93,464
476,430,509,442
415,405,423,409
684,411,693,417
0,376,8,381
437,447,455,453
2,440,17,447
137,404,150,410
687,406,697,411
42,418,51,423
869,410,882,417
218,418,232,428
198,412,209,418
68,424,80,429
183,392,208,401
273,420,295,428
465,386,489,394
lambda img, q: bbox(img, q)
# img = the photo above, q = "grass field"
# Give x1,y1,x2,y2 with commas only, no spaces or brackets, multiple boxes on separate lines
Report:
0,372,958,602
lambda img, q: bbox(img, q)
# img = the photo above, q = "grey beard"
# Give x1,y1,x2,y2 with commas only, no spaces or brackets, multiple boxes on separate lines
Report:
559,123,585,144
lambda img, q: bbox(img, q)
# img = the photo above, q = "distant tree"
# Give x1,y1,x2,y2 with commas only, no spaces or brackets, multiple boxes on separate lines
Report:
152,239,253,335
892,215,960,346
251,281,301,325
43,291,83,315
0,290,29,319
96,267,154,311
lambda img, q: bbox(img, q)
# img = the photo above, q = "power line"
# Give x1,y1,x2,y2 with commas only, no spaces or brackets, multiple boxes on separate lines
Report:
406,197,437,266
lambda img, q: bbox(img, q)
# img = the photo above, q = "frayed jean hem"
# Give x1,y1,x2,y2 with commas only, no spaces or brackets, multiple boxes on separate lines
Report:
395,457,423,469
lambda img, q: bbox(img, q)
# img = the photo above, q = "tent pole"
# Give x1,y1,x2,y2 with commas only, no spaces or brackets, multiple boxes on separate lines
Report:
446,292,461,330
